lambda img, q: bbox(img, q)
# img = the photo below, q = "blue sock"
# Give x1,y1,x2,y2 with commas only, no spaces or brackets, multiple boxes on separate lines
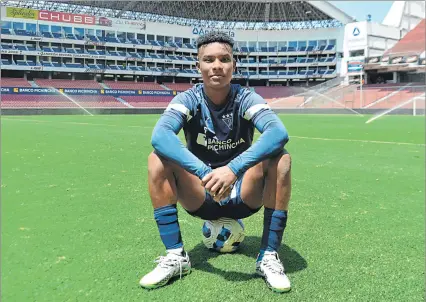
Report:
154,204,183,250
258,207,288,261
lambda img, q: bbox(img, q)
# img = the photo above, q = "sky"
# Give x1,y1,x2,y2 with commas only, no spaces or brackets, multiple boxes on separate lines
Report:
330,1,394,23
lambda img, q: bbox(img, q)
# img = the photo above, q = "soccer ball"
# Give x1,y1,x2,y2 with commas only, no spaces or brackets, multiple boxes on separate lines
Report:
202,218,245,253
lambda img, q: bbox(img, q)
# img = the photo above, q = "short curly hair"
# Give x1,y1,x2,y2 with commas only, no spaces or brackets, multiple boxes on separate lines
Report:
196,31,234,51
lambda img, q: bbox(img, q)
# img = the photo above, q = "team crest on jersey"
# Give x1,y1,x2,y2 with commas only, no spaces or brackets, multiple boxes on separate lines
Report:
222,113,233,130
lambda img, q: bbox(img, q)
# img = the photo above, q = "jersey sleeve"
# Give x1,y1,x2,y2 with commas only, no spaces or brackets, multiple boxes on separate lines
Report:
239,90,275,125
162,92,196,127
151,92,212,180
227,90,289,177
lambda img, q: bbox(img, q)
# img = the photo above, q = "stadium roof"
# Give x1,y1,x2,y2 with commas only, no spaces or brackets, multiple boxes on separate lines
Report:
3,0,354,29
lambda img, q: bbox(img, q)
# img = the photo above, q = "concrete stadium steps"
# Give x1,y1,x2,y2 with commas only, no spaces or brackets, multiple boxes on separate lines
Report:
2,78,32,87
0,94,126,108
118,96,173,108
103,81,165,90
162,83,194,91
34,79,104,89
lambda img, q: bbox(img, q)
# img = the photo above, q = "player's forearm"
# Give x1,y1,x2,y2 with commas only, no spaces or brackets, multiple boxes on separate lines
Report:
151,117,212,179
227,114,288,177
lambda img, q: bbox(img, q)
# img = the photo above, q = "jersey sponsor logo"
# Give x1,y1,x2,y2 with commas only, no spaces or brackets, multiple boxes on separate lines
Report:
196,134,245,151
222,113,233,130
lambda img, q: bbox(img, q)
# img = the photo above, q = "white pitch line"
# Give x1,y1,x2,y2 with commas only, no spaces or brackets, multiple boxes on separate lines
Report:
1,118,152,129
289,135,425,147
3,118,424,147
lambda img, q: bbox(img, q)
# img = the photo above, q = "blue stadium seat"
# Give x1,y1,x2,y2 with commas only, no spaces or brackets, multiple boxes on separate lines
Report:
106,36,119,43
1,28,11,35
42,32,54,38
16,45,28,51
168,42,179,48
16,60,28,66
88,35,99,42
306,46,315,51
14,29,32,36
279,47,287,52
318,45,326,51
184,43,195,49
298,46,307,52
287,47,296,52
64,63,83,68
66,33,76,40
1,59,11,65
325,45,335,51
52,32,62,38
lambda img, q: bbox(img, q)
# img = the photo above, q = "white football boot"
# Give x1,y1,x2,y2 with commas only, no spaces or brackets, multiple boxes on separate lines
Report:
140,251,191,289
256,251,291,293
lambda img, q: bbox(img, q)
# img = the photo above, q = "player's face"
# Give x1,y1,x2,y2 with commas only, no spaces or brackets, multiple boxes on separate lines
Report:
197,42,235,89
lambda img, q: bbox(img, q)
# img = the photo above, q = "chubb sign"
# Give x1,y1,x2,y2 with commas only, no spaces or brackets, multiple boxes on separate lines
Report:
192,27,235,38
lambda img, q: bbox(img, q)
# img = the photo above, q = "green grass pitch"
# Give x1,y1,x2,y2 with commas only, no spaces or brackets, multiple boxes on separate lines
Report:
1,114,424,301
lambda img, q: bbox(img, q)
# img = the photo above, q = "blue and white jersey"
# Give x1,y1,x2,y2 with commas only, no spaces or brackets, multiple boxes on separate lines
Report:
163,84,273,169
152,83,289,179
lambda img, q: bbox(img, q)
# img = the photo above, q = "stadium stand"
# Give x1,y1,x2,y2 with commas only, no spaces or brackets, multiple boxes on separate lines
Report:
162,83,194,91
0,1,424,114
1,77,32,87
120,96,174,108
35,79,104,89
104,81,165,90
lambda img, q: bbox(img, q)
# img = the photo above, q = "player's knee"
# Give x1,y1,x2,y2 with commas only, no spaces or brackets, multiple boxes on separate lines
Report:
148,152,168,180
250,163,265,182
277,153,291,182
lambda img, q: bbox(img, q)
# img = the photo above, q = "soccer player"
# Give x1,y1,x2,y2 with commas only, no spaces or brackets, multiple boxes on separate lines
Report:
140,31,292,293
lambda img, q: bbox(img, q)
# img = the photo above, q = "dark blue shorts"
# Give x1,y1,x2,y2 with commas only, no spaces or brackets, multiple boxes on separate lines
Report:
186,172,262,220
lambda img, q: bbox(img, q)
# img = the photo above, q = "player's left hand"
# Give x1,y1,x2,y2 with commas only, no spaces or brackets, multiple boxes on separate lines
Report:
201,166,237,202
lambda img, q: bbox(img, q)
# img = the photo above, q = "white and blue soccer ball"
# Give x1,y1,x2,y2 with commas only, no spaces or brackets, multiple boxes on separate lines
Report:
202,218,245,253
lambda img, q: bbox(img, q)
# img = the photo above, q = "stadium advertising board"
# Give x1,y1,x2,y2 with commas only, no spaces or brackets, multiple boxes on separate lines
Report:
38,10,95,25
192,27,235,38
3,7,145,30
347,60,364,73
6,7,38,19
343,22,367,58
1,88,176,96
4,7,95,25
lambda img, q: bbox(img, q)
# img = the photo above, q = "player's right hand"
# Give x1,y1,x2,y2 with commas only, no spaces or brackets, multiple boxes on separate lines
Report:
201,166,237,202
